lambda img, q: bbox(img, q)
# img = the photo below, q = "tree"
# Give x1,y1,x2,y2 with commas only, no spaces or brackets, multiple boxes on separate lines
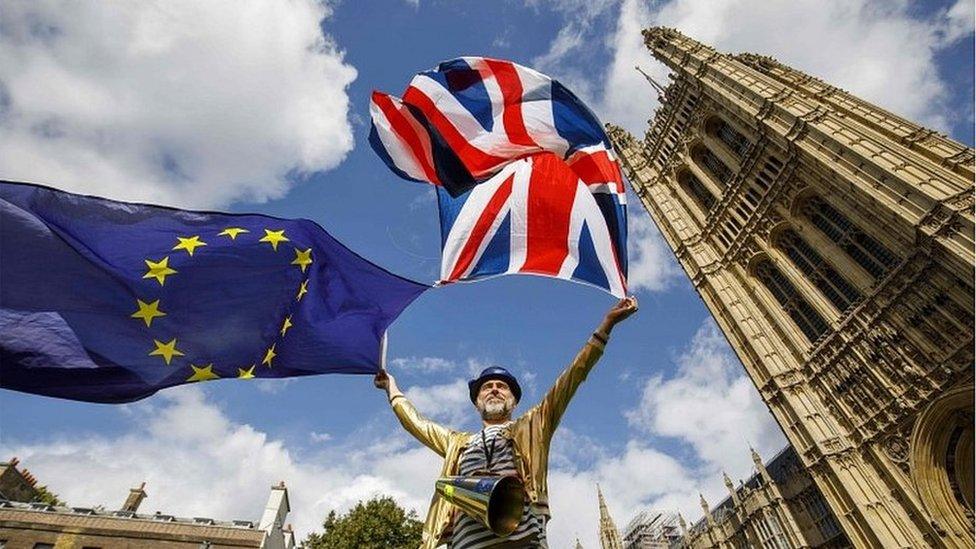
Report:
303,496,423,549
34,484,63,506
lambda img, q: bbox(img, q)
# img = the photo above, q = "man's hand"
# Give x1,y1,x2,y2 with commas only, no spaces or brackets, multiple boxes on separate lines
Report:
374,368,391,391
374,368,402,401
597,296,638,336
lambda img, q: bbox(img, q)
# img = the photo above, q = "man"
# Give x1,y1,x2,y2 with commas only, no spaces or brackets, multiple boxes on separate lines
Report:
374,297,638,548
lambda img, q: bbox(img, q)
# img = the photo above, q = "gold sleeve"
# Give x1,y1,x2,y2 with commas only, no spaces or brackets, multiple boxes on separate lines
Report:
390,394,453,457
535,338,605,439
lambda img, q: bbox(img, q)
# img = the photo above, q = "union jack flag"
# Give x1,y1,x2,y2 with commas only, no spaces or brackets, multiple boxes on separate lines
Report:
369,57,627,297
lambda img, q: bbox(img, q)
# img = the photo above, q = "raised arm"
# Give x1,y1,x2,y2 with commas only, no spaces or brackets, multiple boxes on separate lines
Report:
535,297,638,438
375,368,453,457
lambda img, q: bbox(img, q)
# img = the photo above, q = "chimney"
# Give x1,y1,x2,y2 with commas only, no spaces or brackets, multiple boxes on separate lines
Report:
283,522,296,549
21,469,37,487
258,481,290,533
121,482,148,513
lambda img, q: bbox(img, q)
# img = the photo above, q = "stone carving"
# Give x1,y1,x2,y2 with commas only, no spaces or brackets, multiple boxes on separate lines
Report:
627,27,974,549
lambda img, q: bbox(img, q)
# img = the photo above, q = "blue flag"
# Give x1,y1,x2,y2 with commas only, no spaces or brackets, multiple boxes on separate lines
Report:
0,181,428,403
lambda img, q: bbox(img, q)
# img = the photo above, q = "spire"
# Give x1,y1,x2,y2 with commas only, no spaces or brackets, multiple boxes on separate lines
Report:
678,512,688,535
723,471,740,506
635,65,668,102
699,493,715,526
750,446,772,483
575,538,584,549
597,485,624,549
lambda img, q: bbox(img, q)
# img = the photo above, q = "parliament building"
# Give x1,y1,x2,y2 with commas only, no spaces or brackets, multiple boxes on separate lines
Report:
606,27,975,548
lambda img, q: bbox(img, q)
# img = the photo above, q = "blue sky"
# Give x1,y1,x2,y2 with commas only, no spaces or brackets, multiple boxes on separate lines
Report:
0,1,972,546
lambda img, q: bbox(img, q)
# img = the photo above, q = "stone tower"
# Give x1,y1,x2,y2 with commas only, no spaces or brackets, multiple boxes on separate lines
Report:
607,27,974,549
598,485,624,549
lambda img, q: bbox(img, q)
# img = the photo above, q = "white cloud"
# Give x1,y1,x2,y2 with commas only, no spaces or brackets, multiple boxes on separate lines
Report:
389,355,456,374
544,319,786,547
465,357,496,377
528,0,617,104
600,0,975,134
403,378,476,428
309,431,332,444
942,0,976,44
253,378,297,395
626,208,682,293
626,320,785,471
599,0,663,135
1,386,437,541
547,442,696,547
3,324,786,548
0,0,357,208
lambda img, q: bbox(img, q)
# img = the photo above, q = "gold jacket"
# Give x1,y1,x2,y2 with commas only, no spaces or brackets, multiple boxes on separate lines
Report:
389,336,606,548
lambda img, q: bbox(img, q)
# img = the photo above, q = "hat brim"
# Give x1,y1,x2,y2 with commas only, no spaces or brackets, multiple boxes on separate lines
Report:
468,374,522,404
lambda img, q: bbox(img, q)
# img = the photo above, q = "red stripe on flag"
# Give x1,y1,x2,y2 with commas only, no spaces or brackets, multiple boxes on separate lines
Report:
448,174,515,281
485,59,537,148
568,150,623,192
521,154,577,275
403,86,507,177
372,91,440,185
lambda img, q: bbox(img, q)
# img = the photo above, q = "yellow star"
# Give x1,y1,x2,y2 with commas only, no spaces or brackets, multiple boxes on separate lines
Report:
237,365,256,379
172,235,207,256
187,363,220,382
291,247,313,273
218,227,249,240
262,343,277,367
296,280,308,301
280,315,293,337
148,338,184,365
259,229,289,251
143,256,177,285
131,299,166,327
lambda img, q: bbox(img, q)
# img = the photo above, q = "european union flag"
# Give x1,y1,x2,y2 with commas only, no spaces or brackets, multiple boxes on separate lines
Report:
0,181,428,403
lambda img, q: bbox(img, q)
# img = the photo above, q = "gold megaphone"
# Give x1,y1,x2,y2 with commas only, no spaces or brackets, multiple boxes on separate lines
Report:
435,475,525,536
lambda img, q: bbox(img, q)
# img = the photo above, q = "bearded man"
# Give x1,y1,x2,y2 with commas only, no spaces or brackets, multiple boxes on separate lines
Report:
374,297,638,548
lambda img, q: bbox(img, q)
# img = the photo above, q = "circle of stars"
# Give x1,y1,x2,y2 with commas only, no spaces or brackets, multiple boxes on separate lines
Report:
130,227,313,384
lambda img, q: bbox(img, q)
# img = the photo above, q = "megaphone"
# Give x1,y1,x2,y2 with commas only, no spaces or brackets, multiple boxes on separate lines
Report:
435,475,525,536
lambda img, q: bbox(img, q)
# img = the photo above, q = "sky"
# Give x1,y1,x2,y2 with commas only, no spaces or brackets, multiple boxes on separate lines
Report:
0,1,972,546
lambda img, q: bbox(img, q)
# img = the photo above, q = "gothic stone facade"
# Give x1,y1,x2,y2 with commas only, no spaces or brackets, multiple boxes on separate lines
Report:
607,27,974,548
680,447,848,549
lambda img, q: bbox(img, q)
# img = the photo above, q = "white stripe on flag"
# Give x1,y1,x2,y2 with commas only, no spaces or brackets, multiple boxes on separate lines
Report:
440,166,516,282
521,88,570,156
410,74,538,163
577,189,627,297
369,97,427,181
557,182,586,279
470,58,505,133
410,76,508,153
506,158,532,274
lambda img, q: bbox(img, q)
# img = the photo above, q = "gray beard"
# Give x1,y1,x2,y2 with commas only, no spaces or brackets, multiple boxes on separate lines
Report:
480,400,511,420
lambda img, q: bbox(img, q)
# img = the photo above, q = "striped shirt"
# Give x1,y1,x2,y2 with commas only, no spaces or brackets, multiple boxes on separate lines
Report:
449,423,547,548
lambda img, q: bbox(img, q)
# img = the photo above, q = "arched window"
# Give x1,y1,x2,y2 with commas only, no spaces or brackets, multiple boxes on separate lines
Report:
695,147,733,185
756,260,830,343
778,228,862,312
679,170,717,212
802,197,898,279
714,119,752,158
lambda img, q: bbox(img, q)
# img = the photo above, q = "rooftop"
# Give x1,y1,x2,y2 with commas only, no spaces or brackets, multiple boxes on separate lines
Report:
0,498,258,530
